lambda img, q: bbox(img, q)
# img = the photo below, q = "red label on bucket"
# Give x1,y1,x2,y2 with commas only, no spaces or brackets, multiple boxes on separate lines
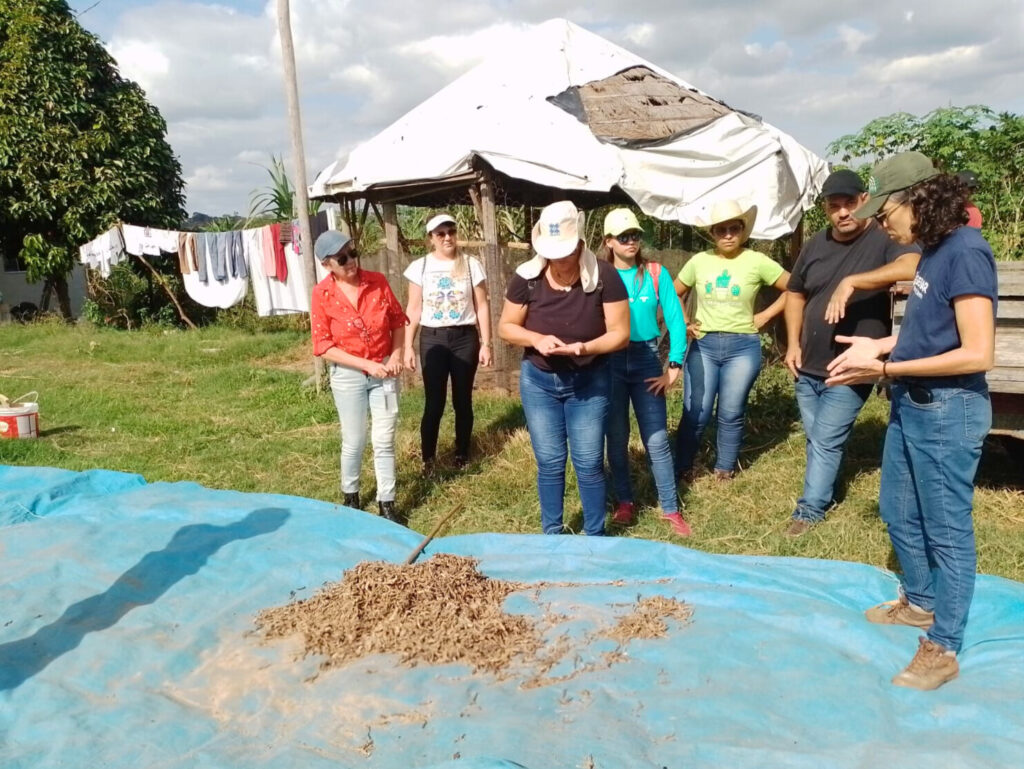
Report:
0,404,39,439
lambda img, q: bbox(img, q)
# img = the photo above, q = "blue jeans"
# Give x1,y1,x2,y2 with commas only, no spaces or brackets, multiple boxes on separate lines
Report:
606,341,678,513
792,374,873,522
675,332,761,475
519,359,610,536
879,377,990,653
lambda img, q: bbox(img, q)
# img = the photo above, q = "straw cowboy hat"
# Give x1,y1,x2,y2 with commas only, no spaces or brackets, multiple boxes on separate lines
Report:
695,199,758,239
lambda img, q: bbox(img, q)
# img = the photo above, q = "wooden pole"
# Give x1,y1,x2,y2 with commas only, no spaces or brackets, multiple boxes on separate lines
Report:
787,213,804,270
275,0,323,391
477,175,509,392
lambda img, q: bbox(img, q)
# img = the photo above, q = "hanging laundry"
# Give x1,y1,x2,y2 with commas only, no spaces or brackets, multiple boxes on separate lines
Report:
246,225,310,315
183,235,247,309
193,232,210,283
177,232,195,275
261,224,278,279
122,224,178,256
229,230,247,280
78,226,126,278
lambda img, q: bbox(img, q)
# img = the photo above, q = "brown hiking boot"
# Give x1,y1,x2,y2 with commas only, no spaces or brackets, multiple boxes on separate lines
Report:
865,595,935,629
785,519,814,538
892,637,959,690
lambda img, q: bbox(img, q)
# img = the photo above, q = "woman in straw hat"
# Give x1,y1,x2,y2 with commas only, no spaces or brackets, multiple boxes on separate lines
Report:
602,208,691,536
827,151,997,691
310,230,408,523
673,199,790,483
403,212,492,471
499,201,630,536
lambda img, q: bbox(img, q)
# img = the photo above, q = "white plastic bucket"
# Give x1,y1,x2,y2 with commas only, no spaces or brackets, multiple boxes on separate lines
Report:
0,393,39,439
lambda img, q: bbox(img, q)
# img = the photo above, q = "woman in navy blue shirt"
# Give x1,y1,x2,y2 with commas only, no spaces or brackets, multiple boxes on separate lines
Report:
827,151,997,691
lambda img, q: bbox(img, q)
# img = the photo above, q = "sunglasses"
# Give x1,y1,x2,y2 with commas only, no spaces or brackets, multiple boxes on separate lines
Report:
873,200,906,226
432,227,458,238
615,231,642,244
711,222,745,237
324,249,358,266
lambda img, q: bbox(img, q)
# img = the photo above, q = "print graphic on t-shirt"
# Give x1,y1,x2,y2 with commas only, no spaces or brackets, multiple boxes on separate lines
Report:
703,269,742,303
427,274,468,321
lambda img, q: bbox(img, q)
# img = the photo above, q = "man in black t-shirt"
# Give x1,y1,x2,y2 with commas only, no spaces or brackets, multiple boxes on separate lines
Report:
783,170,921,536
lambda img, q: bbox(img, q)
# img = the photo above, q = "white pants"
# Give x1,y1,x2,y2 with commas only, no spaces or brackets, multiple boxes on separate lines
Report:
329,363,399,502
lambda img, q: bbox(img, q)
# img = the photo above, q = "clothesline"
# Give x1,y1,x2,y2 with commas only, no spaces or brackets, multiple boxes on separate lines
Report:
77,213,331,317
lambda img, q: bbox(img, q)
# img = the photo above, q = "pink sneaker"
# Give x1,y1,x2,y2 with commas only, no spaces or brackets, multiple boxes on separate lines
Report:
663,513,692,537
612,501,635,526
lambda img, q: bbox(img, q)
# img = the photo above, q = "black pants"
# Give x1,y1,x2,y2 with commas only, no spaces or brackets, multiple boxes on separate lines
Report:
419,325,480,462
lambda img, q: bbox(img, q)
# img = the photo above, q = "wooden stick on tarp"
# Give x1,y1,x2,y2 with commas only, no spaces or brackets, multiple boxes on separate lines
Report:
404,502,465,565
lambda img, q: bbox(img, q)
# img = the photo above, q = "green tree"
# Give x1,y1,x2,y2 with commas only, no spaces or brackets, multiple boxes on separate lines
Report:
829,106,1024,259
0,0,186,316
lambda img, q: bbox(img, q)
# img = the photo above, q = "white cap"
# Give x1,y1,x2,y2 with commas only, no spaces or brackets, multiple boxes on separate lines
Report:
425,214,456,234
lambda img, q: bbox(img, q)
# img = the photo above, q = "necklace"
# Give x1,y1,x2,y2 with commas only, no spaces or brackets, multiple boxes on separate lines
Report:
548,267,579,292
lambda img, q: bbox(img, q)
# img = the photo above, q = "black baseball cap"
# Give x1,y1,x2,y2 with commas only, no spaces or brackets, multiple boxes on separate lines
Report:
956,170,979,190
820,169,866,199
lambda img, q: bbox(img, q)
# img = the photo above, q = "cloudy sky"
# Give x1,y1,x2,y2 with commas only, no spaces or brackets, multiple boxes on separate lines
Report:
74,0,1024,216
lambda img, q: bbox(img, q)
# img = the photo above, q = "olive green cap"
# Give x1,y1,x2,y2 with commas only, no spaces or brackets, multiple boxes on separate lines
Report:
853,151,939,219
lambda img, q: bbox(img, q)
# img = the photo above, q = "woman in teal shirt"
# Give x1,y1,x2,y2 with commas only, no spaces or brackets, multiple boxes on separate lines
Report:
603,209,690,536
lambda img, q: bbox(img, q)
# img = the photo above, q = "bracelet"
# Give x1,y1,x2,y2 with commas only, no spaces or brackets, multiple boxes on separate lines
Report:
481,341,493,348
882,360,889,378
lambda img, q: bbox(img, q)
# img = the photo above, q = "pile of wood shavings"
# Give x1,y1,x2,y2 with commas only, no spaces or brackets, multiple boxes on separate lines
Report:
256,554,542,673
602,595,693,644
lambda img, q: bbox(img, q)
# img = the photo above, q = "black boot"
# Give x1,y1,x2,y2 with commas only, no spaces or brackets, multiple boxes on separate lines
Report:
378,500,400,522
343,492,360,508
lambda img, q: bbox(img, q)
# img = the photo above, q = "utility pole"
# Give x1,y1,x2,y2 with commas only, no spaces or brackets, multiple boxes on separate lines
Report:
276,0,323,390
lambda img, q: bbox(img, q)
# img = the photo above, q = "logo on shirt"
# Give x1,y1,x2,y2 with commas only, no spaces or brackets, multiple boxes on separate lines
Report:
912,273,929,299
704,269,741,302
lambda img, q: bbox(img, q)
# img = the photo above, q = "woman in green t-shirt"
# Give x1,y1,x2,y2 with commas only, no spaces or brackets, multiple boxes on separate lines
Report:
673,200,790,481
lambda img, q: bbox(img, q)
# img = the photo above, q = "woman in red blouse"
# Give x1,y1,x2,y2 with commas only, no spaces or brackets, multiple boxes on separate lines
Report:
311,230,408,522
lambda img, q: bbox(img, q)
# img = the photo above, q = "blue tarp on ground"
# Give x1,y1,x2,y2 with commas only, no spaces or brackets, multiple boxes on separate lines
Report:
1,464,1023,768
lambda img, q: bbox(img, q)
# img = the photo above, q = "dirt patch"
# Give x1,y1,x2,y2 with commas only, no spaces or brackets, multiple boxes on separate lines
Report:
256,554,691,685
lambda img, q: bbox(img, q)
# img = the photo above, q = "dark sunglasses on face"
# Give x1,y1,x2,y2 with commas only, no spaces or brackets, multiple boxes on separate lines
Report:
324,249,358,267
873,201,905,226
433,227,457,238
711,223,745,237
615,231,642,244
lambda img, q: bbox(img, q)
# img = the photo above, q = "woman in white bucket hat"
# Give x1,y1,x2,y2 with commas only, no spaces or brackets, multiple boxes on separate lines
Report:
498,201,630,536
403,212,491,470
673,199,790,483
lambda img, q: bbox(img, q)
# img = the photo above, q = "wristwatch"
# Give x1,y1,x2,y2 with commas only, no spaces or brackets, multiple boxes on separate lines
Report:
668,361,682,370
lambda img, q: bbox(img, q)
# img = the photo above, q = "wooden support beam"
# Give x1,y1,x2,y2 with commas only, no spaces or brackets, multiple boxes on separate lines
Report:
787,214,804,270
478,176,510,392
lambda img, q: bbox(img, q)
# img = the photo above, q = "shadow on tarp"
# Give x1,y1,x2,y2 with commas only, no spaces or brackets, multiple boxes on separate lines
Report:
0,507,288,692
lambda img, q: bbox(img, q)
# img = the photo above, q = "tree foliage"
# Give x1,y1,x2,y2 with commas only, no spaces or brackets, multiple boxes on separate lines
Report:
247,154,320,222
829,106,1024,259
0,0,186,285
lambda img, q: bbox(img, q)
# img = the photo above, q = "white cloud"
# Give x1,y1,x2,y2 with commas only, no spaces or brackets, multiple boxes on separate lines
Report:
80,0,1024,215
837,24,871,54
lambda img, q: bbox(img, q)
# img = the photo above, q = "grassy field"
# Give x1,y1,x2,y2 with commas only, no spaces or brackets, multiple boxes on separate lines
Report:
2,322,1022,581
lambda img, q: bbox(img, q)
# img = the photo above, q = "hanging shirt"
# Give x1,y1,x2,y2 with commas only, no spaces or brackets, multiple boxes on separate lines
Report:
122,225,178,256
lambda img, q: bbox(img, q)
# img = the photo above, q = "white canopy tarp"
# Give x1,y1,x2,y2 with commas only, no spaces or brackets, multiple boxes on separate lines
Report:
311,19,829,239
